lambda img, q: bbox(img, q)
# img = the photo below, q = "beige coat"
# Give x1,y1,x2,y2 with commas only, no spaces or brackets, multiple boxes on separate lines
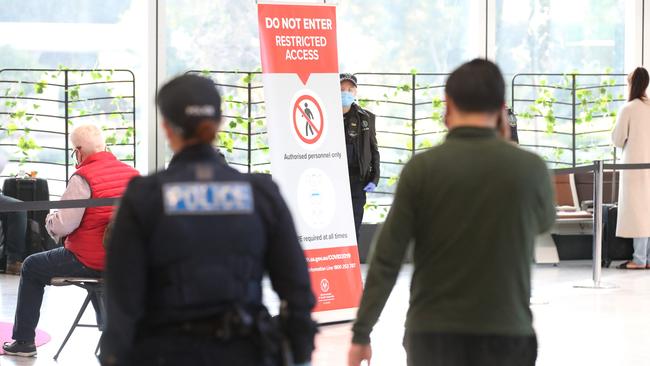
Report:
612,99,650,238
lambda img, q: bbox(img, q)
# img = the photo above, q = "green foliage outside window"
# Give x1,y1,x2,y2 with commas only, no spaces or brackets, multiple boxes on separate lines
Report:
515,70,624,167
1,67,136,176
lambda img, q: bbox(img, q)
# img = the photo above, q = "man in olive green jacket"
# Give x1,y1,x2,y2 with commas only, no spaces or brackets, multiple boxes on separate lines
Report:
348,59,556,366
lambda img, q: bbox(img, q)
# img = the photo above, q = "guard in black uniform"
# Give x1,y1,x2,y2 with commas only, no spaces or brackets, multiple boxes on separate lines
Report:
100,75,316,366
340,73,380,242
506,107,519,144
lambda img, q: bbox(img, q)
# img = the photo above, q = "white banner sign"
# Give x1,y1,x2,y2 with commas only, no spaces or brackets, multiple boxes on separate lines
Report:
257,2,362,322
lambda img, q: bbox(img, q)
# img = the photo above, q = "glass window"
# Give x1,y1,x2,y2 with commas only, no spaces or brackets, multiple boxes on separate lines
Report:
0,0,149,197
338,0,480,73
496,0,626,77
497,0,627,168
164,0,480,75
163,0,480,223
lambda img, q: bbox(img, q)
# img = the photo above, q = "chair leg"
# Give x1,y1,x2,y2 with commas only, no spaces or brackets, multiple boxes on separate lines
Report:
92,288,107,331
95,337,101,357
53,292,92,360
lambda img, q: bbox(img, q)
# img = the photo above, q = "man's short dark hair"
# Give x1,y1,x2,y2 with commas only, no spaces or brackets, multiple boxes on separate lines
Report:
445,59,505,113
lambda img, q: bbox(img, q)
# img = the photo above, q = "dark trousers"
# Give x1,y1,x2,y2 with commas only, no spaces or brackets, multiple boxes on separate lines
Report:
349,176,366,242
129,334,265,366
404,332,537,366
12,247,101,341
0,194,27,262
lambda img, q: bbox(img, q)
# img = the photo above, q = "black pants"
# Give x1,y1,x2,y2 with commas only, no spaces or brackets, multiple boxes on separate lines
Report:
0,194,27,262
130,334,268,366
404,332,537,366
349,176,366,242
12,247,101,341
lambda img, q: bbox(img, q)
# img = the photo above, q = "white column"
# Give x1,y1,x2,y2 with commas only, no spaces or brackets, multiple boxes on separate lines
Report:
475,0,490,59
485,0,497,61
643,0,650,68
625,0,644,71
147,0,168,172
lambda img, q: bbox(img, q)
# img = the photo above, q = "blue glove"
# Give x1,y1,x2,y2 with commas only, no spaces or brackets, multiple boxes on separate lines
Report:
363,182,376,192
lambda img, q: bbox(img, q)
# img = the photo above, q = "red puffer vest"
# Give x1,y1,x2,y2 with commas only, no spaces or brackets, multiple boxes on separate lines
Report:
64,151,139,270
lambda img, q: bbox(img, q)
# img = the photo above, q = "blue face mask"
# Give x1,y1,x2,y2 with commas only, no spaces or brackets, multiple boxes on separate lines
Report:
341,91,355,108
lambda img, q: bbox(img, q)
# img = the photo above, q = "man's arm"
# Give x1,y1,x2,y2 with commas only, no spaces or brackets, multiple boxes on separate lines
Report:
46,175,90,241
352,158,418,344
368,113,381,185
100,179,148,366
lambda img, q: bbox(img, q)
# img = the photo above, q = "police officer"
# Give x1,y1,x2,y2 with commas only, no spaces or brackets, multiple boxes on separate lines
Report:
340,73,380,242
100,75,316,366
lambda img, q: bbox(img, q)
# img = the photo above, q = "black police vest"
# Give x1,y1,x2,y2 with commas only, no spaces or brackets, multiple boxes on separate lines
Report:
145,146,268,321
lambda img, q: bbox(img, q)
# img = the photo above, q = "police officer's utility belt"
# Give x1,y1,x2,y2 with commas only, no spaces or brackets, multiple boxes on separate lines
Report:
153,305,278,343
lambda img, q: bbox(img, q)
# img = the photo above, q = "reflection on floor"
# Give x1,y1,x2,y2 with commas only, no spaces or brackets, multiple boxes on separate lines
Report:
0,261,649,365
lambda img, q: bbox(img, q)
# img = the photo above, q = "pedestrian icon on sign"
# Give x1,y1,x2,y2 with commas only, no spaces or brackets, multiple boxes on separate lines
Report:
304,102,315,136
292,93,324,145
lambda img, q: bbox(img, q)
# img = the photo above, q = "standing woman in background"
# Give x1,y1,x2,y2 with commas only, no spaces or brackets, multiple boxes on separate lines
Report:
612,67,650,269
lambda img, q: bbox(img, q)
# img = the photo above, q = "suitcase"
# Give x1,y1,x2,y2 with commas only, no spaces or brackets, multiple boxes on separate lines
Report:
2,178,58,258
602,205,634,267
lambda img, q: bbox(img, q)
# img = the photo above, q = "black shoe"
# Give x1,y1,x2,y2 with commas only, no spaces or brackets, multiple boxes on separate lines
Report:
2,340,37,357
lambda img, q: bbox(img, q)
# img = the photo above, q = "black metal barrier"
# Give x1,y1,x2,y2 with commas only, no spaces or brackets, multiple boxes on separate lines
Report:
1,161,649,283
512,73,626,169
553,161,650,288
183,70,626,223
0,198,118,213
0,68,137,198
184,70,450,222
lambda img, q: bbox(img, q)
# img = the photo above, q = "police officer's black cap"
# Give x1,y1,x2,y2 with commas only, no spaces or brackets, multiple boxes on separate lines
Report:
157,74,222,137
340,73,358,87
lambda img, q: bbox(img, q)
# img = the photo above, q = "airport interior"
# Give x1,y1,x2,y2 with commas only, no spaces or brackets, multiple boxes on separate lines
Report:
0,1,650,365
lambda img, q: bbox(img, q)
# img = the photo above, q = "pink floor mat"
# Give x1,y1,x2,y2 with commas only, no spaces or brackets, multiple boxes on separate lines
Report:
0,322,51,354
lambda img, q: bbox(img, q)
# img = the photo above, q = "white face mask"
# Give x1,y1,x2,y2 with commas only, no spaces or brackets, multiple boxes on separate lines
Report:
341,91,355,108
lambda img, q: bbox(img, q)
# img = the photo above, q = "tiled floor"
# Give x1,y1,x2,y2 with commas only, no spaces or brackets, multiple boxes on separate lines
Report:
0,261,649,365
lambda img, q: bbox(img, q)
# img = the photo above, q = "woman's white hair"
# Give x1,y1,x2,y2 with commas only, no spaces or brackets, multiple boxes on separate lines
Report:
70,124,106,154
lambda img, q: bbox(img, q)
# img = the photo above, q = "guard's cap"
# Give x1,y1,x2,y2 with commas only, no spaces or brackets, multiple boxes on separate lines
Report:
339,73,358,87
157,74,222,137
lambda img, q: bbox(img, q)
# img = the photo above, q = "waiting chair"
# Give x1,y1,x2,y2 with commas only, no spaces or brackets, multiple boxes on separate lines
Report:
49,277,104,360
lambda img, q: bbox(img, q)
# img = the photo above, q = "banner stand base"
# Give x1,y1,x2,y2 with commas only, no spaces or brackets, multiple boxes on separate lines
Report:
312,307,357,324
317,319,354,327
573,281,618,289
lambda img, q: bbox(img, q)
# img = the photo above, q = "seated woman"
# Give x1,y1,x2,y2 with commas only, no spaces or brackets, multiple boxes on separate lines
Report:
1,124,139,357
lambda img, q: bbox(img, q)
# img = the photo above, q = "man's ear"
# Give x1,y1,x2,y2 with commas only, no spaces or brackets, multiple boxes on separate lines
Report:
444,96,454,128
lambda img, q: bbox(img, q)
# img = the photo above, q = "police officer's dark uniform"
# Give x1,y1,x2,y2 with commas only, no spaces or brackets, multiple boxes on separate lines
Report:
100,75,316,366
341,74,380,241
